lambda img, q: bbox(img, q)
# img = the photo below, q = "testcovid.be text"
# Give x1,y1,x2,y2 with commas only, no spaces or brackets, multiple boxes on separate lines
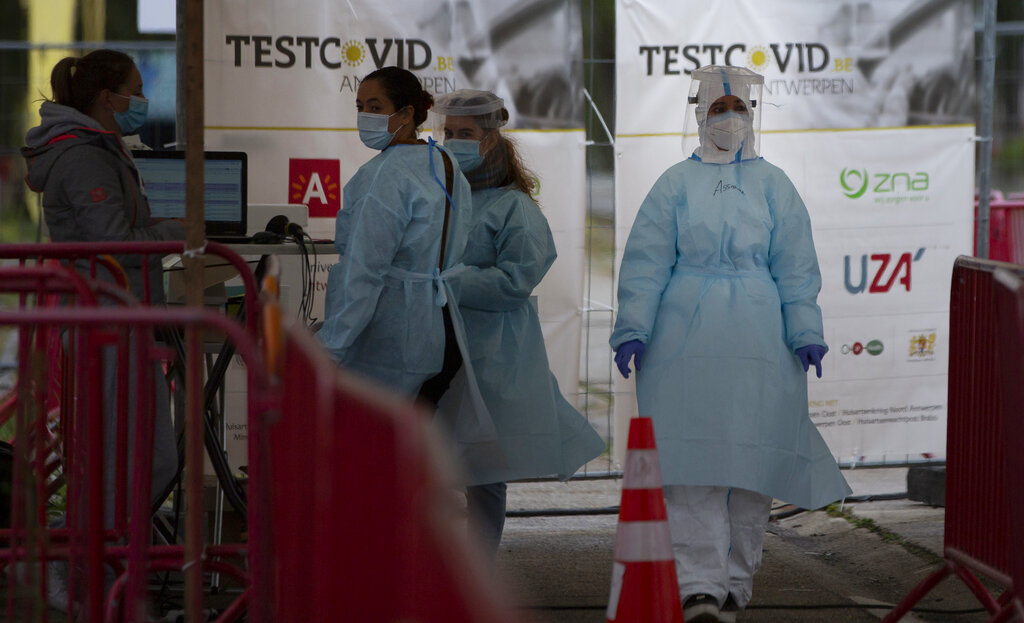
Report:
224,35,434,70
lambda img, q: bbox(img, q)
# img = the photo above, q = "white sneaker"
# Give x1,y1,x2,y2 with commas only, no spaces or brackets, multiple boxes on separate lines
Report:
683,593,720,623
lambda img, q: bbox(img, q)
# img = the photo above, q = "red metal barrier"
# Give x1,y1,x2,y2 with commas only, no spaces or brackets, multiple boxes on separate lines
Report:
0,264,275,621
0,241,263,534
0,263,102,465
1,305,273,622
0,242,526,620
269,320,527,622
947,258,1012,574
0,241,261,337
976,192,1024,264
884,256,1024,621
0,242,263,533
992,268,1024,621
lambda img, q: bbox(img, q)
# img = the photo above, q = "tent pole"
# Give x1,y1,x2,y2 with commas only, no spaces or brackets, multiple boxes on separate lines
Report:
976,0,996,259
182,0,206,621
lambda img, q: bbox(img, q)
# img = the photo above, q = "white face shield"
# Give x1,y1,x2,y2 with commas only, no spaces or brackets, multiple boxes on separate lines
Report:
430,89,510,185
682,65,764,164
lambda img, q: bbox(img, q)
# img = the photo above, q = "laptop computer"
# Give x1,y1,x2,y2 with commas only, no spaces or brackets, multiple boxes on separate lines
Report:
132,150,250,242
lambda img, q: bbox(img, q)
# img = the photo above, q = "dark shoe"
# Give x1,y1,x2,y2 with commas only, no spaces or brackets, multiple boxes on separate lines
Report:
719,594,739,623
683,593,720,623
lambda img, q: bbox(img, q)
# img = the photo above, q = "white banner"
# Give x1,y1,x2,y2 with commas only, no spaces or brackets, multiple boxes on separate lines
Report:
203,2,587,470
203,0,586,404
614,0,975,465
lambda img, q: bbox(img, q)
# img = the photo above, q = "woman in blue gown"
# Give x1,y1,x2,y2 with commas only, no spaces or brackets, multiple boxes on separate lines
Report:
431,90,605,555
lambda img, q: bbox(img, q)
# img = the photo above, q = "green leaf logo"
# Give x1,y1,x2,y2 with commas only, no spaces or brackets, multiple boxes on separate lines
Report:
840,168,869,199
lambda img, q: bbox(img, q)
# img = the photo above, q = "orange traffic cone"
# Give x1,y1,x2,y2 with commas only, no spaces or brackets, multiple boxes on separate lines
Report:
606,417,683,622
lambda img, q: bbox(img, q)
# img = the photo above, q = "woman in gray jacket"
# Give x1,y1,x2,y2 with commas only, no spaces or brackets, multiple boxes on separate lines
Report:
23,49,184,299
20,49,182,611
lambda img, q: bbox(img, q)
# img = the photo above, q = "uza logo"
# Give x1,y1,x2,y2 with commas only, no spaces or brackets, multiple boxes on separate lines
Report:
840,168,929,199
844,248,925,294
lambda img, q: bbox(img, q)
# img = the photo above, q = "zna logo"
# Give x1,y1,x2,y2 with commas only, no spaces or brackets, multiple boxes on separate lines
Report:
844,249,925,294
840,168,868,199
840,167,929,199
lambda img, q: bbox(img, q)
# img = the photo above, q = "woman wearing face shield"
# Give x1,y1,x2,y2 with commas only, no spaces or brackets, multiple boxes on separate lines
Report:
429,90,605,556
319,66,477,404
610,66,850,622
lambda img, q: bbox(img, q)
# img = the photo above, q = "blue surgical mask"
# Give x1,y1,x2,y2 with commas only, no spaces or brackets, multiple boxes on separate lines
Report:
445,139,484,172
358,111,405,150
111,93,148,135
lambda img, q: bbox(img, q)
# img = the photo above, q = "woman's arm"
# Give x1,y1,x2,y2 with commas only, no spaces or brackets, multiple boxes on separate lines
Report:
767,169,827,352
456,193,555,312
609,170,680,349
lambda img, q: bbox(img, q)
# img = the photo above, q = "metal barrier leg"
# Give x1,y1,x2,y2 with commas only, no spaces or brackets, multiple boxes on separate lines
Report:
952,563,1003,614
988,601,1019,623
881,562,952,622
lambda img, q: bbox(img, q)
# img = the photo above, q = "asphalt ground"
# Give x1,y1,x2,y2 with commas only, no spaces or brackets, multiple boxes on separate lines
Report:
495,469,993,623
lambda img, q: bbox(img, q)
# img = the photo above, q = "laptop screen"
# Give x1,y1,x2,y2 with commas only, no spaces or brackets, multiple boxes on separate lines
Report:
132,150,247,237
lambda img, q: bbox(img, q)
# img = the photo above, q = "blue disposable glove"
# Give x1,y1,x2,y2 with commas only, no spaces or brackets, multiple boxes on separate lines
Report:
796,344,826,378
614,340,645,379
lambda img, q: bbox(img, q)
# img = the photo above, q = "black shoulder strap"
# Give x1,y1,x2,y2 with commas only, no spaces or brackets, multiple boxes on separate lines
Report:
438,148,454,270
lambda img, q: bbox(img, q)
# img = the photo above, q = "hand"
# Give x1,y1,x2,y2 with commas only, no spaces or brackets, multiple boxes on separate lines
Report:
796,344,826,378
614,340,645,379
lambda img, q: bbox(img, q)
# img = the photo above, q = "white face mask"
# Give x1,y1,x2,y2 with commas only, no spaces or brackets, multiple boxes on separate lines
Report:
705,112,748,152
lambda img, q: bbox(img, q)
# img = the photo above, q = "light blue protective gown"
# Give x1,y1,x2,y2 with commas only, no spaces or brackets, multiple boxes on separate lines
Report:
610,157,851,510
437,186,605,485
319,142,474,397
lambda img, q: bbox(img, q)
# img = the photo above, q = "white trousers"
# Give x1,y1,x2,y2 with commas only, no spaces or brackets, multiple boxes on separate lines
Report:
663,484,772,609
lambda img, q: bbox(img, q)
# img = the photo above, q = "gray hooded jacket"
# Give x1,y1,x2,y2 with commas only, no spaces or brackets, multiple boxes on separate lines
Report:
22,101,184,303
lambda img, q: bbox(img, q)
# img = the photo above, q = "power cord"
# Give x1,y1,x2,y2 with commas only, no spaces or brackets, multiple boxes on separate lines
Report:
505,492,910,520
289,229,318,328
770,491,909,521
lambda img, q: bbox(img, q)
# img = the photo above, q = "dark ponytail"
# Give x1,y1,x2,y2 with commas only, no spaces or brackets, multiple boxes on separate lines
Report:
50,49,135,113
361,66,433,127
